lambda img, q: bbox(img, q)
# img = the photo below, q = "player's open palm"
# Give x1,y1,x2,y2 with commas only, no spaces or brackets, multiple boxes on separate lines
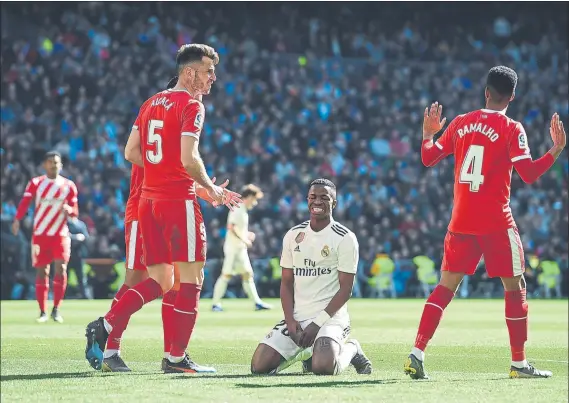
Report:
423,102,447,140
550,113,566,150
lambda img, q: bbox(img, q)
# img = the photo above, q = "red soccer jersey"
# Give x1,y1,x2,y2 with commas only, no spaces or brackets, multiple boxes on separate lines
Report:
432,109,531,234
135,88,205,200
124,165,143,223
15,175,79,237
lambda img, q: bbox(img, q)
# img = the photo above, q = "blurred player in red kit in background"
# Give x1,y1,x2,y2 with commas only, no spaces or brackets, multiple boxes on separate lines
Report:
12,151,79,323
404,66,566,380
85,44,241,373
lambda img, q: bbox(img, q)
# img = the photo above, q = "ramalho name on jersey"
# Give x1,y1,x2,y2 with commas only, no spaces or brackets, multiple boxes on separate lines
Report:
280,219,359,322
435,109,531,234
135,88,205,200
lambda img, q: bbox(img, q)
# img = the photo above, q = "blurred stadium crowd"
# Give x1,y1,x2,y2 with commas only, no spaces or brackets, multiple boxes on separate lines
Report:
1,3,567,299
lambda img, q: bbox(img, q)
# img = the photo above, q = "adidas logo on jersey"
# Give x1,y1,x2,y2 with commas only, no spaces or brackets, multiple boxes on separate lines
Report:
294,246,300,252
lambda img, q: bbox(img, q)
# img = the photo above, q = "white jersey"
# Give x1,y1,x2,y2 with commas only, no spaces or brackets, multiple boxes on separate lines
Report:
224,204,249,250
280,219,359,322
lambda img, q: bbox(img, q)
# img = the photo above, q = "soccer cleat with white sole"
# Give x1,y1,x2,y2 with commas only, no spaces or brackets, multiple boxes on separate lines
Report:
509,364,552,379
51,308,64,323
36,312,48,323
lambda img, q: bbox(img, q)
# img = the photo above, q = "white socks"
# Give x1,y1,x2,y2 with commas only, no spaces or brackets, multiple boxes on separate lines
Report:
103,318,113,333
411,347,425,362
168,354,184,363
242,278,262,305
335,342,358,375
103,349,119,359
512,359,528,369
212,276,229,306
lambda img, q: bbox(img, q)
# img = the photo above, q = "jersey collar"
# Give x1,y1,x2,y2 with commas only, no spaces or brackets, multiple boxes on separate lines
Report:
480,108,506,115
308,218,335,234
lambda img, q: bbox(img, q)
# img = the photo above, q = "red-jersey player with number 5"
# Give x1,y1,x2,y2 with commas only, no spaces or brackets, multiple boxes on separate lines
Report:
404,66,566,380
84,44,242,373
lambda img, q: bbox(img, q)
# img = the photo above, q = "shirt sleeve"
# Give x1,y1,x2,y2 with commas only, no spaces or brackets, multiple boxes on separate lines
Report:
280,230,294,269
15,178,38,220
181,100,205,140
337,232,359,274
509,122,532,163
434,116,460,155
227,208,245,227
66,181,79,218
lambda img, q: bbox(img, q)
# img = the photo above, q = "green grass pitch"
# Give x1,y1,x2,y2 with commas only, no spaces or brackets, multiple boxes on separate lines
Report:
1,298,567,403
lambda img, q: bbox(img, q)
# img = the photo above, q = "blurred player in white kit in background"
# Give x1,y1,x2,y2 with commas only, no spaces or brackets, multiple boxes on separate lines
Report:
212,184,272,311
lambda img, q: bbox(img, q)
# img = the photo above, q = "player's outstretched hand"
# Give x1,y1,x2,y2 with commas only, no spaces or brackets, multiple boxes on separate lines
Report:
298,323,320,348
550,113,566,150
423,102,447,140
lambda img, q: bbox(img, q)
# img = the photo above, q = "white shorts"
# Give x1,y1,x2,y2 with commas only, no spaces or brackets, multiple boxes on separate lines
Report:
221,247,253,276
260,317,351,361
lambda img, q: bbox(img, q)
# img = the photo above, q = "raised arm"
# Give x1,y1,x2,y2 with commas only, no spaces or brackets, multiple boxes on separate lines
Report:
421,102,456,167
512,113,566,184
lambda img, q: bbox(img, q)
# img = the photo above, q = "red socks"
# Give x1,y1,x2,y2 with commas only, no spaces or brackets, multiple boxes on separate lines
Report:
35,277,49,313
52,273,67,309
414,285,455,351
106,284,131,351
162,290,178,356
112,284,130,308
170,283,201,357
105,278,163,331
505,289,528,362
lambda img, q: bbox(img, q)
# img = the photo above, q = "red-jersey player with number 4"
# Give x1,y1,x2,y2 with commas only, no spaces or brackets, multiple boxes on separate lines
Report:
404,66,566,380
84,44,242,373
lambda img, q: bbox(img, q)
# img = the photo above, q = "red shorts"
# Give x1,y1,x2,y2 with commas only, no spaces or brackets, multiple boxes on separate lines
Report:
31,236,71,268
125,220,145,271
138,198,206,266
442,228,525,278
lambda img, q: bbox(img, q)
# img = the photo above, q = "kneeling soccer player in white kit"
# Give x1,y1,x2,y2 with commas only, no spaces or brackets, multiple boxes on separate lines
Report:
212,184,272,311
250,178,372,375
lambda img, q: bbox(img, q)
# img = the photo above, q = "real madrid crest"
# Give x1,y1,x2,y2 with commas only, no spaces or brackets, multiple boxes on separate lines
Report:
321,245,330,257
295,232,305,244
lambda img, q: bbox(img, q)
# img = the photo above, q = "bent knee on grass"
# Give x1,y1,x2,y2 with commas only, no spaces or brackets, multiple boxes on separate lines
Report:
250,344,282,374
312,337,340,375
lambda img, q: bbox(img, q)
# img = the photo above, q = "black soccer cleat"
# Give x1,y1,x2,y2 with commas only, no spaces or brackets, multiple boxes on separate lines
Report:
302,357,313,373
348,340,372,374
163,353,216,374
161,358,168,371
102,354,131,372
404,353,429,380
85,317,109,370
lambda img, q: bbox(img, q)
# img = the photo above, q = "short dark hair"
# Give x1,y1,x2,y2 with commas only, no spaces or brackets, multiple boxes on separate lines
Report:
309,178,337,199
176,44,219,73
44,151,61,161
486,66,517,99
241,184,263,199
310,178,336,189
166,76,178,89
